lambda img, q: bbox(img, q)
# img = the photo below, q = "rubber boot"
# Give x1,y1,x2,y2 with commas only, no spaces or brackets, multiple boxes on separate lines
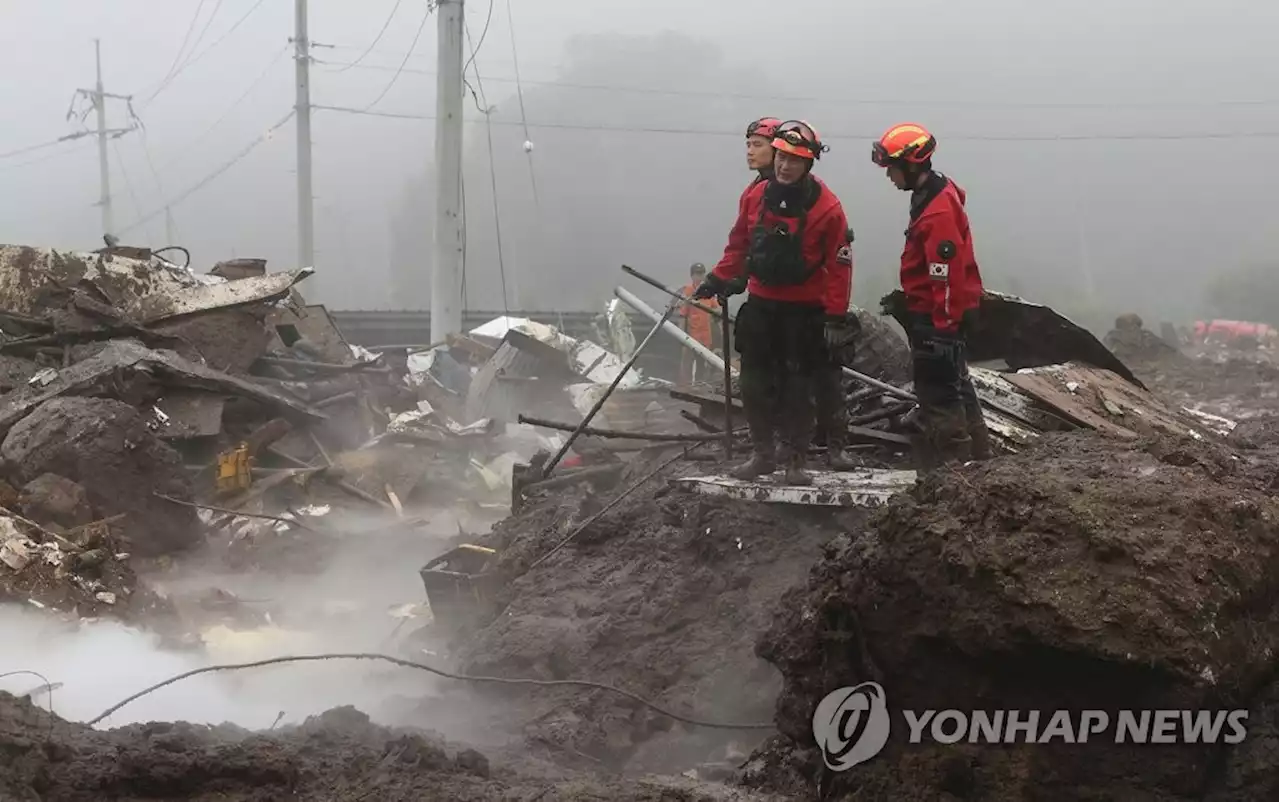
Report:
815,365,856,470
776,372,815,486
825,427,859,471
730,367,777,480
935,407,973,468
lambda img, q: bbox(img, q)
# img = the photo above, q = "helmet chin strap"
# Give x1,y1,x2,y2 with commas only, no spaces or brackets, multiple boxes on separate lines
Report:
897,162,926,191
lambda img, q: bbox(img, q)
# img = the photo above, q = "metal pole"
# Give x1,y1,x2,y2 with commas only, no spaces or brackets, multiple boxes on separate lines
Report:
294,0,315,276
718,291,733,458
539,298,678,479
622,264,727,321
93,39,113,239
430,0,466,341
616,282,914,402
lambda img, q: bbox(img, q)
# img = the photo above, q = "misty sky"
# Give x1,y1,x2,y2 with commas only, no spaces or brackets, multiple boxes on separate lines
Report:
0,0,1276,324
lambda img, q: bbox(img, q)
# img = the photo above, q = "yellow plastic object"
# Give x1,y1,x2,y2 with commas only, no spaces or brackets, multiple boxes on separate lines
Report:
216,444,253,494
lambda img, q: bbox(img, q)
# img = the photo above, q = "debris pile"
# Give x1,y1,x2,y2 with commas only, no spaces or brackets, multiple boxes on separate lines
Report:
744,430,1278,800
0,506,165,620
447,449,858,774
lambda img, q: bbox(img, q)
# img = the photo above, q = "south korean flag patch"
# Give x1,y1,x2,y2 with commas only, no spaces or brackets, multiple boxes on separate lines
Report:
836,244,852,266
928,262,949,281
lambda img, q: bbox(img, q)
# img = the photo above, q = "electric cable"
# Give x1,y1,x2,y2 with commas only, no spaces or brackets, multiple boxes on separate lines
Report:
330,0,409,74
352,0,436,113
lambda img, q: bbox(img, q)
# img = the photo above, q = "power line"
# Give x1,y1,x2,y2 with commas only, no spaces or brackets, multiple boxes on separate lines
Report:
0,130,94,161
117,109,295,234
310,106,1280,141
147,0,210,105
462,0,495,79
112,141,152,244
466,15,510,316
503,0,540,211
156,44,290,173
0,137,97,172
330,0,408,74
141,0,271,109
310,58,1278,110
352,0,436,113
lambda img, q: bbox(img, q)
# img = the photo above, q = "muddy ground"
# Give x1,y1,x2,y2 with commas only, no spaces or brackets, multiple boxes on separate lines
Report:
443,449,862,777
0,693,785,802
747,429,1278,801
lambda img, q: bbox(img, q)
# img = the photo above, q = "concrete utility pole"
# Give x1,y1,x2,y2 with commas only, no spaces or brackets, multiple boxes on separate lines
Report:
92,39,114,239
75,40,137,242
294,0,316,277
431,0,466,341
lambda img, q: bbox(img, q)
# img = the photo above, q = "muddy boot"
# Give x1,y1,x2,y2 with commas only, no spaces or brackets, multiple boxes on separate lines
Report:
730,449,776,480
730,369,777,480
824,428,859,471
776,372,816,486
781,452,813,485
935,407,973,467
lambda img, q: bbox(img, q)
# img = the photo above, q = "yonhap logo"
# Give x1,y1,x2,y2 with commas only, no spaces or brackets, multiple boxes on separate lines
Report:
811,681,1250,772
811,682,892,771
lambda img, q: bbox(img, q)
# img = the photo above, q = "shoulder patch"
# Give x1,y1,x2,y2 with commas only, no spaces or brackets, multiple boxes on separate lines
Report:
929,263,949,280
836,245,852,266
936,240,956,260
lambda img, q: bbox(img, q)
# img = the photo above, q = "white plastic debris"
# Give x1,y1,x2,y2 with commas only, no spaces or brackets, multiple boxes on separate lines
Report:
28,368,57,387
95,591,117,605
1066,381,1080,393
0,538,33,571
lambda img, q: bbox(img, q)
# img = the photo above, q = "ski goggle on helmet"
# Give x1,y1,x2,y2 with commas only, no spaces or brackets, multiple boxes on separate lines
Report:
771,120,828,161
872,123,937,166
746,117,782,140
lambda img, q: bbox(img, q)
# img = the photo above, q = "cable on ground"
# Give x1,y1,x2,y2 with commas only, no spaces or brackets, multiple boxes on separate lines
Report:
88,652,775,730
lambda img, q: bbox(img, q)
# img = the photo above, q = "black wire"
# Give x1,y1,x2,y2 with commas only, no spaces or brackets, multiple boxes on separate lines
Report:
465,18,510,317
355,0,435,113
142,0,271,109
148,0,209,102
462,0,495,79
330,0,408,73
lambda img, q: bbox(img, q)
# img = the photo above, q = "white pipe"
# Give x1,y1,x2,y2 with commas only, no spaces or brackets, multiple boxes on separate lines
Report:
613,286,735,377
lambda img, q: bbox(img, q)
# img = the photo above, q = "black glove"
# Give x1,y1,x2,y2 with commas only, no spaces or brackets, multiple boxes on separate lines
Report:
691,273,727,300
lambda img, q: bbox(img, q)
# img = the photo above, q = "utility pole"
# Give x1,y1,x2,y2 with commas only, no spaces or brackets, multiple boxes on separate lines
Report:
74,40,136,242
294,0,316,278
431,0,466,341
92,39,113,237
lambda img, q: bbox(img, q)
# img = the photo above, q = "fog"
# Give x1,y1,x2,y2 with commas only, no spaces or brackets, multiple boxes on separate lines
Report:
0,0,1275,328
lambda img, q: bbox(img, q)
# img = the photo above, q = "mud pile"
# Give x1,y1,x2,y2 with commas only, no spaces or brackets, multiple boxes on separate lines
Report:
450,450,860,775
747,430,1278,800
0,693,781,802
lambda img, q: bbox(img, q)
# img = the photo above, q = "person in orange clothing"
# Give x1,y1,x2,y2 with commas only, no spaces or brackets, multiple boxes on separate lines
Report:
677,262,720,385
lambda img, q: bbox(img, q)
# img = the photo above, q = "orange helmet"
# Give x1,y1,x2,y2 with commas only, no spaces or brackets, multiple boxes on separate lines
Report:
746,117,782,140
872,123,936,166
772,120,827,161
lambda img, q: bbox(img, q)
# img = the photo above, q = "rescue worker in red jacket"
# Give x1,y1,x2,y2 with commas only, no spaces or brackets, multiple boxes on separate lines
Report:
677,262,720,385
695,121,853,485
871,122,991,469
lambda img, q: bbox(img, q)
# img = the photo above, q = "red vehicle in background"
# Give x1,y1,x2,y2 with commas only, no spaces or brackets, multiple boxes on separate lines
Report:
1192,319,1277,347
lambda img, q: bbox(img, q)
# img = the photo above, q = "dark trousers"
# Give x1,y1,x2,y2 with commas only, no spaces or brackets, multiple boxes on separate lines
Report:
734,296,824,461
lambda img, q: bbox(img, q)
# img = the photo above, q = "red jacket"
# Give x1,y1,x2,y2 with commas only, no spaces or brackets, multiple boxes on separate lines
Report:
902,172,983,333
712,177,852,315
